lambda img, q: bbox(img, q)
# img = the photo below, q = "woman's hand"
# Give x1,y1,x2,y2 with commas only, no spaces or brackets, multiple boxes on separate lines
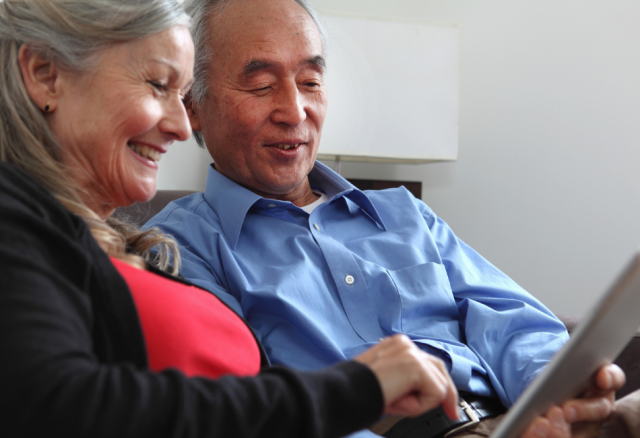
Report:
520,364,625,438
354,334,459,420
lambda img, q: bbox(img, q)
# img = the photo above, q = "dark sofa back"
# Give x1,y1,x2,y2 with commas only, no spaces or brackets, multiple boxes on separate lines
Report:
113,190,195,227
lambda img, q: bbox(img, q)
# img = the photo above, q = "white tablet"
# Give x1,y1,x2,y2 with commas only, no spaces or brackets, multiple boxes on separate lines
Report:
491,249,640,438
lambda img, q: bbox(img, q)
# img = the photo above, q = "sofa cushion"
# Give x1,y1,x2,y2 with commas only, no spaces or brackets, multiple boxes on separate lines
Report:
113,190,195,227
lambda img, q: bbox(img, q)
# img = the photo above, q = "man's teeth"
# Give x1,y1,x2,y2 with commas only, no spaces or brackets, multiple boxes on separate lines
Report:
274,143,300,150
128,143,161,162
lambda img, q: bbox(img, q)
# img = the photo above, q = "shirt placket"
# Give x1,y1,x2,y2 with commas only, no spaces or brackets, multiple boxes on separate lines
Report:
309,219,384,343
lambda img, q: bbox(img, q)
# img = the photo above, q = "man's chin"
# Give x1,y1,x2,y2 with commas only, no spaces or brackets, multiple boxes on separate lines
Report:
251,176,313,201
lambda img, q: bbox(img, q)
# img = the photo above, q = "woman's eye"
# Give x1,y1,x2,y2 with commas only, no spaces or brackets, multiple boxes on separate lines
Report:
149,81,168,93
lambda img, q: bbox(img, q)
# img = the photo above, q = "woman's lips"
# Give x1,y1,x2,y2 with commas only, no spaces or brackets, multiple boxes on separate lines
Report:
128,142,162,162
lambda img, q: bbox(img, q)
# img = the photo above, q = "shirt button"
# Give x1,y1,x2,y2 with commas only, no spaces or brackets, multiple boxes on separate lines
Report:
313,223,320,231
345,275,355,285
267,204,276,208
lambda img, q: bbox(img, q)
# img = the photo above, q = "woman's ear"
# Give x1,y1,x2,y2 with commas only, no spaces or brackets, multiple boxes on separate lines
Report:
183,94,202,132
18,45,61,112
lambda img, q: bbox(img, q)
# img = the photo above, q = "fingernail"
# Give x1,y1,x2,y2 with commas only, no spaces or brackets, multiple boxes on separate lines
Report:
534,421,548,437
565,406,576,422
550,410,565,428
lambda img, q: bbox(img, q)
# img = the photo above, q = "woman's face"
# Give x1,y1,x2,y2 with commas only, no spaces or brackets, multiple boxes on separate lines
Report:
47,26,194,218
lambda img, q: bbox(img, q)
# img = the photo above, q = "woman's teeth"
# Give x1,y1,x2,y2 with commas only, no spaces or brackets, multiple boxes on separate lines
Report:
128,143,161,162
273,143,299,150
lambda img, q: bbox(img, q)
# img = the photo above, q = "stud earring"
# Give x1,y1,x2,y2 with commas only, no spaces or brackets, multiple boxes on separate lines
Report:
44,102,50,112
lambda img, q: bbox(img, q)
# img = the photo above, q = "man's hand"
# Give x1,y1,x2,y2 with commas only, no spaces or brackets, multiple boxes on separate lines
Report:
520,364,625,438
354,334,460,420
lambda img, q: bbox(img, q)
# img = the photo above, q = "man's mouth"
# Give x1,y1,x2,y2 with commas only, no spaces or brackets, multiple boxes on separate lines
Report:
128,142,161,162
272,143,301,151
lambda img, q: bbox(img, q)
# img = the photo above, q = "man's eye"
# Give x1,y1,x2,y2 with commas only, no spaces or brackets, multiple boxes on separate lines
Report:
251,86,271,95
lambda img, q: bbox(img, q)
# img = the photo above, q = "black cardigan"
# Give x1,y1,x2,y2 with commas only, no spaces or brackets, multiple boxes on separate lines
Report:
0,162,383,438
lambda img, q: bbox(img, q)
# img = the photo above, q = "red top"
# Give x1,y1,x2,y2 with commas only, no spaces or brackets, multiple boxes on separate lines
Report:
111,257,261,379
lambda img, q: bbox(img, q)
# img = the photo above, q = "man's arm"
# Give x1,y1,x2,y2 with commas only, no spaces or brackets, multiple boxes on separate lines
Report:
143,198,246,317
179,249,246,316
416,198,569,406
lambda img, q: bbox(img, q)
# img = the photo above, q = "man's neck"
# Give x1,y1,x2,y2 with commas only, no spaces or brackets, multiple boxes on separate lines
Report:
252,179,320,207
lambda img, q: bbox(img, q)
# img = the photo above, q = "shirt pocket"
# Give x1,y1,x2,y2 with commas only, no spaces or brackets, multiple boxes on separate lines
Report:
387,262,461,337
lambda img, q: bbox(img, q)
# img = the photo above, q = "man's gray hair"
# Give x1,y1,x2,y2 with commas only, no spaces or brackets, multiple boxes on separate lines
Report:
182,0,326,148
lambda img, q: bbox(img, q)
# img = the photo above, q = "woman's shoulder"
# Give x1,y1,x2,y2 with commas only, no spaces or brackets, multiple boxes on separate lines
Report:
0,161,59,211
0,161,86,239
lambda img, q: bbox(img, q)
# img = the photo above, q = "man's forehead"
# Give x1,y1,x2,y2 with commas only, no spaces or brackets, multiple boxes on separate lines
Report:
208,0,322,56
212,0,313,25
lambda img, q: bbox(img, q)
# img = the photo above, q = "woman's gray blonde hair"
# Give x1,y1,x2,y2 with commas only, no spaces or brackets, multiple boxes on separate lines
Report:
0,0,190,273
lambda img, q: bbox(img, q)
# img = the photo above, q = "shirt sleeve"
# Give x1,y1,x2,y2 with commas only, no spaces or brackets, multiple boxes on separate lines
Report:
178,249,246,316
144,205,247,318
417,199,569,407
0,180,384,438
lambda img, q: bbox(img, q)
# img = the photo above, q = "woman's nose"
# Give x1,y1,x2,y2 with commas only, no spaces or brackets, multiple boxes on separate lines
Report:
160,95,192,142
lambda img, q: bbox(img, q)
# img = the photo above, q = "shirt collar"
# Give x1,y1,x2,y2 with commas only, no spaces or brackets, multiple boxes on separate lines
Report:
309,161,387,228
204,165,261,249
204,161,387,249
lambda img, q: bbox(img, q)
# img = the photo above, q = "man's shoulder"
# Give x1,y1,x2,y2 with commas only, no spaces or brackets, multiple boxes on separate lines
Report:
360,185,417,201
143,192,222,234
356,185,435,216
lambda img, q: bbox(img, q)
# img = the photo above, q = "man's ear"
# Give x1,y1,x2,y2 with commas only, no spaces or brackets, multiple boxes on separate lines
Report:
18,45,61,112
183,94,202,132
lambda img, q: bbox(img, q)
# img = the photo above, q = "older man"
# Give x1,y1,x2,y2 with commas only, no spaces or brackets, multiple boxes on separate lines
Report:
144,0,623,436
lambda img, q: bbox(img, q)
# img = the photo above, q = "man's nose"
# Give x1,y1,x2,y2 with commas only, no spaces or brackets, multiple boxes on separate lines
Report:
160,95,192,142
270,81,306,126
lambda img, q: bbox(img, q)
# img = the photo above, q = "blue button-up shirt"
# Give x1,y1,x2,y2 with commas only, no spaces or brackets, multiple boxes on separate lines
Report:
145,162,568,413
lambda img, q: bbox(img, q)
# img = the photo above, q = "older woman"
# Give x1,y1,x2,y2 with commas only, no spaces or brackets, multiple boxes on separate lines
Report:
0,1,624,438
0,1,462,437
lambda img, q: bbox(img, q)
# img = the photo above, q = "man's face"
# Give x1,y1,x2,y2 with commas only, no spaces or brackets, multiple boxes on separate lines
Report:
189,0,327,201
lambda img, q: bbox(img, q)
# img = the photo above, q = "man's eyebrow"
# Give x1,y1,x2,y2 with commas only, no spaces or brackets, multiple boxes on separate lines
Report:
241,56,327,76
306,55,326,71
242,60,274,76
